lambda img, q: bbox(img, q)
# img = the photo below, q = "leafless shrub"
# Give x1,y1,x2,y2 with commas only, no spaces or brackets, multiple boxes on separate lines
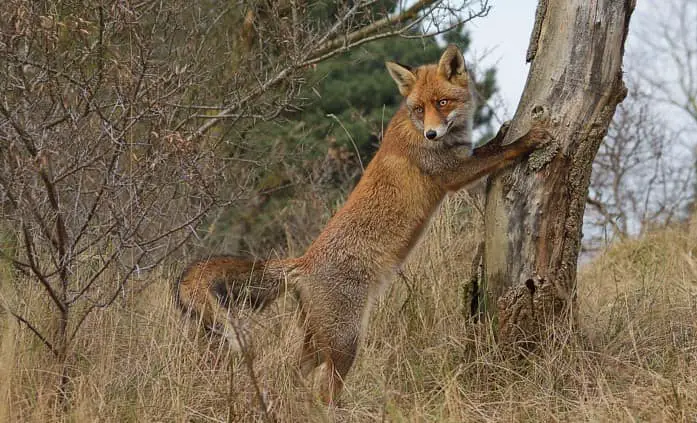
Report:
628,0,697,220
632,0,697,127
0,1,225,404
585,89,694,246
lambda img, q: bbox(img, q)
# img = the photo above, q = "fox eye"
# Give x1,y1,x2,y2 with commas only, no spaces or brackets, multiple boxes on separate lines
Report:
438,99,449,107
413,105,424,114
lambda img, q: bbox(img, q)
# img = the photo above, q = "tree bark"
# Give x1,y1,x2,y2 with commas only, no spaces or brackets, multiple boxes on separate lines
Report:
480,0,636,343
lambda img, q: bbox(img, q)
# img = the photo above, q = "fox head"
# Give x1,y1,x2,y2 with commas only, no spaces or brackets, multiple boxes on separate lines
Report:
386,45,474,148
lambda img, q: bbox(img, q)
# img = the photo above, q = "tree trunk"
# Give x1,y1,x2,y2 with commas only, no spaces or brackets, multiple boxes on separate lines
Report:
480,0,636,343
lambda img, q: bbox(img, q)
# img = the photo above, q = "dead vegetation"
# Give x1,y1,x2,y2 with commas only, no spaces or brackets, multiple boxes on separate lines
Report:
2,195,696,422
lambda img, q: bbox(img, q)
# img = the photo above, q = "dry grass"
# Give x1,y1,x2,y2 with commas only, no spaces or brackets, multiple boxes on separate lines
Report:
2,196,697,422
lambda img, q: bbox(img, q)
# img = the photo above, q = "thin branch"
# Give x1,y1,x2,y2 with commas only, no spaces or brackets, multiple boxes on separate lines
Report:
22,225,66,313
8,310,59,357
314,0,437,56
586,196,626,238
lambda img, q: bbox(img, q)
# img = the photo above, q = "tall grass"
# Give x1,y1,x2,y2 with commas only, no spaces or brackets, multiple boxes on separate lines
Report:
1,195,696,422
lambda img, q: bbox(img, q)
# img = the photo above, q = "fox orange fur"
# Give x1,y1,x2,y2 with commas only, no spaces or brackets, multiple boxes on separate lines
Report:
175,45,550,403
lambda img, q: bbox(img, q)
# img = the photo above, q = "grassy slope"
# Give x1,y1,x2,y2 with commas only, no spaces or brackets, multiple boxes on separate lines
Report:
1,196,696,422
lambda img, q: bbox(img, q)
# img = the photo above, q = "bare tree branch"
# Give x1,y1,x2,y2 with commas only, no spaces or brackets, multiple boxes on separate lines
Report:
8,310,59,358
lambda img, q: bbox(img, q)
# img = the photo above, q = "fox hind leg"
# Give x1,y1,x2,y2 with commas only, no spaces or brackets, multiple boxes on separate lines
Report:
298,327,321,378
296,324,359,404
294,282,366,403
295,312,360,403
300,311,361,404
321,326,359,404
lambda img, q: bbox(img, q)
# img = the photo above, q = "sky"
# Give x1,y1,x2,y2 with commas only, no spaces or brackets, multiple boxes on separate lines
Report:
467,0,538,120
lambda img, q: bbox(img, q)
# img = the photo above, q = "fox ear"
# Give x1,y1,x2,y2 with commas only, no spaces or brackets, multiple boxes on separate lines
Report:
385,61,416,96
438,45,466,80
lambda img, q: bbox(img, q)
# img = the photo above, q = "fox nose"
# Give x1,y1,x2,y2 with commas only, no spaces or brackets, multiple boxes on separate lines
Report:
425,130,437,140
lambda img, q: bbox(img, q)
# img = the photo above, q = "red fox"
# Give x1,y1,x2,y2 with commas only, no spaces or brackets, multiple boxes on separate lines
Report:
175,45,550,403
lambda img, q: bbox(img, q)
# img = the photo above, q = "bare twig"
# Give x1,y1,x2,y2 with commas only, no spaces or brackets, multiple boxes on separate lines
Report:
8,310,59,357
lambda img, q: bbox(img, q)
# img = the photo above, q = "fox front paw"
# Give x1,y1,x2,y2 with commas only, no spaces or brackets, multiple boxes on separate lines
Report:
524,124,553,149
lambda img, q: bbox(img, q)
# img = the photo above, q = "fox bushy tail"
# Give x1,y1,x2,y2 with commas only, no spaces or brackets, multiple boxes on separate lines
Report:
174,256,296,342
